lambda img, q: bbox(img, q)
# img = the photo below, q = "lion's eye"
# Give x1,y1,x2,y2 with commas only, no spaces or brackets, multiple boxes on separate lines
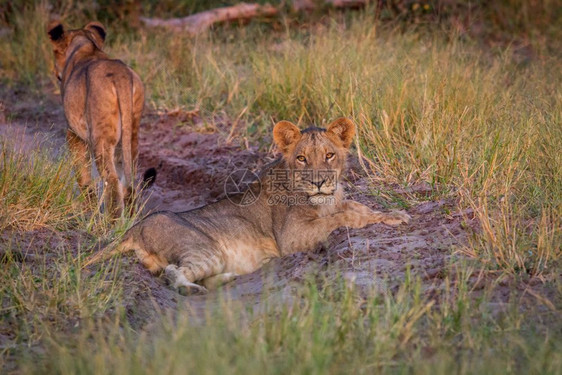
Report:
326,152,335,160
296,155,307,163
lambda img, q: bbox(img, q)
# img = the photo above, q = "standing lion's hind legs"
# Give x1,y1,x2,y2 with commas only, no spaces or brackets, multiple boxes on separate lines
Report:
94,140,124,218
66,130,96,206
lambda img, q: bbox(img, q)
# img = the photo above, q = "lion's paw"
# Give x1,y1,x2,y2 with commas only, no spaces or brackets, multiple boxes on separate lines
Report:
165,265,208,295
177,283,208,296
382,210,411,226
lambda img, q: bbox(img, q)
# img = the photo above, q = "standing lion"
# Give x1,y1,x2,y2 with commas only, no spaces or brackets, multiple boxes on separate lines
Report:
47,21,145,217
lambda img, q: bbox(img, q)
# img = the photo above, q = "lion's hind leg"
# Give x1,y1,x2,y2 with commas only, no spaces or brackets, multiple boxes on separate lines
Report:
67,130,95,204
135,246,168,274
201,273,238,290
94,140,124,218
164,250,226,295
165,265,208,295
124,108,141,210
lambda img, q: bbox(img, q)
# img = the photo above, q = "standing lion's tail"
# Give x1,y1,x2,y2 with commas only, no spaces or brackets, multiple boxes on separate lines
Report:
115,68,135,192
82,228,137,269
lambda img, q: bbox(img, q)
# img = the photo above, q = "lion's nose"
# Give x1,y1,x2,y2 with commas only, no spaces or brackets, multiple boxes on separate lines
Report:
312,180,325,189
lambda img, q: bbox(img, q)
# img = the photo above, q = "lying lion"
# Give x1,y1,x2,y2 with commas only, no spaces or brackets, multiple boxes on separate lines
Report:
88,118,410,294
47,21,145,217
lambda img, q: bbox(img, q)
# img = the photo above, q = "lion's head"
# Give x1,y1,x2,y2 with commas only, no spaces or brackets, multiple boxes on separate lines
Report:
47,21,106,82
273,117,355,204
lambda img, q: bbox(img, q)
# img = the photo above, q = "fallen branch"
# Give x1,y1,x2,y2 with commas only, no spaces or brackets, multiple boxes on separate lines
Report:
140,2,279,35
140,1,370,34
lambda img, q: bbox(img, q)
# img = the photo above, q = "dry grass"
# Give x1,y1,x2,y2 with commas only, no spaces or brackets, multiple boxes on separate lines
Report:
0,138,78,231
0,139,142,372
110,16,561,275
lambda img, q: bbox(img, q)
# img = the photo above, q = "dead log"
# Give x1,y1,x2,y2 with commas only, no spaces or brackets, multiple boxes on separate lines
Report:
139,2,279,34
140,1,370,34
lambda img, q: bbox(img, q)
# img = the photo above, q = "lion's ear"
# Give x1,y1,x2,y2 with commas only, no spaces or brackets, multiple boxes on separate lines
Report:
47,21,65,43
84,21,106,49
326,117,355,149
273,121,302,154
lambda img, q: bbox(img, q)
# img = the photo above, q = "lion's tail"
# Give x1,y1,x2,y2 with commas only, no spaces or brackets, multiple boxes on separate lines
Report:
115,69,135,192
82,228,137,269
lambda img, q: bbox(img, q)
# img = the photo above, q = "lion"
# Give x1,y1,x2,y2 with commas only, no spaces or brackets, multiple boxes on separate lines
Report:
86,118,410,294
47,21,145,217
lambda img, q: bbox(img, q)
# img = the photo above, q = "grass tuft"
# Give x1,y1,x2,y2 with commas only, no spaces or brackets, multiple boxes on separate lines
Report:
0,137,79,231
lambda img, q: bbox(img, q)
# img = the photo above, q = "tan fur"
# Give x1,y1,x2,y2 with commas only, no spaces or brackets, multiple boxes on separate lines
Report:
86,118,410,294
47,21,144,217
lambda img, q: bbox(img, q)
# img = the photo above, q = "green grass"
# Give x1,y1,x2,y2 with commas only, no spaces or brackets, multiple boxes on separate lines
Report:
22,273,562,374
0,1,561,374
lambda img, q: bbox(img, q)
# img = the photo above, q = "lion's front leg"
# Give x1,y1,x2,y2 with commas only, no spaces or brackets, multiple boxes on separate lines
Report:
342,201,411,227
277,201,410,255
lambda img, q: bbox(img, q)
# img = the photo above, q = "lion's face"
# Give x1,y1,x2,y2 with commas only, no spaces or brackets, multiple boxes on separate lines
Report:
47,21,106,82
273,118,355,203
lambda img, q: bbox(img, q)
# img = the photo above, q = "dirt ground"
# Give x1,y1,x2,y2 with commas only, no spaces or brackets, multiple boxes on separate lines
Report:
120,111,476,325
0,87,554,329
